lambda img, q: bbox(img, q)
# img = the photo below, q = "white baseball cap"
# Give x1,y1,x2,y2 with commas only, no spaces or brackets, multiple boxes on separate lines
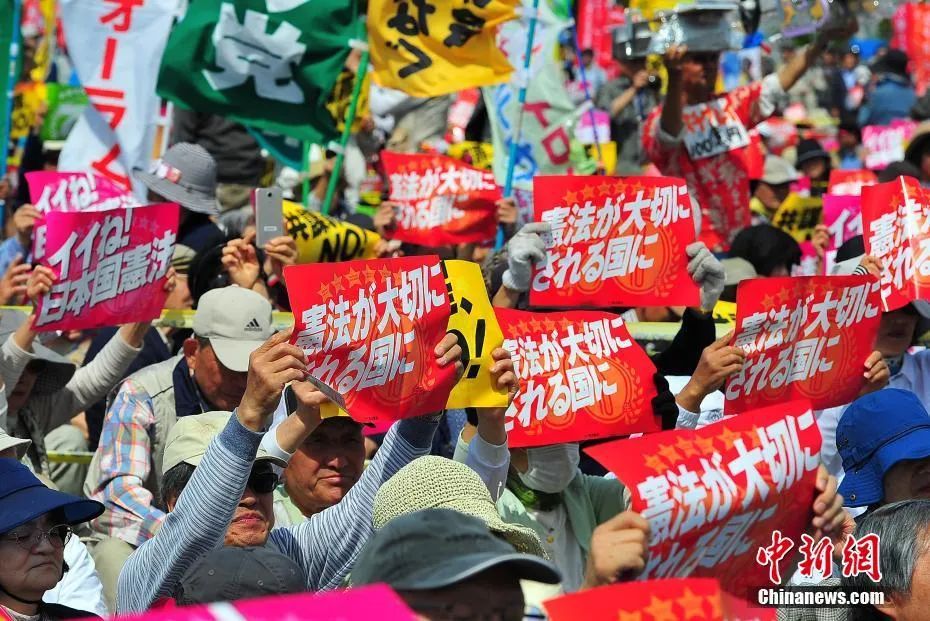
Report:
192,286,274,373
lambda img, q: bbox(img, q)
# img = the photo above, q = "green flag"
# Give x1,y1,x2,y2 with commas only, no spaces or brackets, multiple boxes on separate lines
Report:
41,83,89,141
157,0,356,143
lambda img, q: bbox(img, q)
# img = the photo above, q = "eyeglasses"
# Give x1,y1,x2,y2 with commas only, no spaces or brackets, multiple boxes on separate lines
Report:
247,469,279,494
1,524,73,550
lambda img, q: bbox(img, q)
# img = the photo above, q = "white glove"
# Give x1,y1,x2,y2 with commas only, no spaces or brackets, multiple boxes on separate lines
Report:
502,222,551,293
686,241,725,312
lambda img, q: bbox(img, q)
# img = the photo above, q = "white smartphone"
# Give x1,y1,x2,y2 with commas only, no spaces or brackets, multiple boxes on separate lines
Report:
252,187,284,247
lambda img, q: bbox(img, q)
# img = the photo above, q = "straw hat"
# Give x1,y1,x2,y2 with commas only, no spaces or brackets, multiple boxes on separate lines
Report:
372,456,547,558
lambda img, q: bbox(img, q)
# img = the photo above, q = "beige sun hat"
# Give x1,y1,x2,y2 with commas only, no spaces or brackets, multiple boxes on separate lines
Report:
372,456,547,559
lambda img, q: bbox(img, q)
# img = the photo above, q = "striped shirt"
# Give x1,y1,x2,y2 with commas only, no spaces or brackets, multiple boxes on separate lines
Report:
116,411,439,613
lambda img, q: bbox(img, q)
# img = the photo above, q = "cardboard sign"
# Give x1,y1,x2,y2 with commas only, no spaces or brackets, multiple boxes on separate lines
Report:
444,260,509,409
497,308,660,447
585,401,822,599
383,151,500,246
725,276,881,413
121,584,416,621
34,204,179,332
823,193,862,275
282,201,380,265
862,177,930,311
530,176,700,308
545,578,776,621
285,257,457,424
771,194,822,243
863,121,918,170
681,99,751,160
828,169,877,197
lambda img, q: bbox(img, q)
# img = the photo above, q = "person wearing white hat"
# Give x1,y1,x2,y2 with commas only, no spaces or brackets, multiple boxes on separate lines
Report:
750,155,800,225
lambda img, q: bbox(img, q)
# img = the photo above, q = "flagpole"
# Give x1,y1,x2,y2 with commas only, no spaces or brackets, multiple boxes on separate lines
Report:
566,0,604,166
301,140,310,209
321,41,369,217
0,0,22,230
496,0,541,251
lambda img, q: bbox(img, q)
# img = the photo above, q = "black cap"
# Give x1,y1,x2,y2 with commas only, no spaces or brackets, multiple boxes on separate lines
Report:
874,49,909,78
351,509,561,590
175,547,306,605
795,138,830,168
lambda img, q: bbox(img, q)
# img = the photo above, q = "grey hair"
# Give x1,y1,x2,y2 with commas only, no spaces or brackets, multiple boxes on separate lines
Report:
843,499,930,620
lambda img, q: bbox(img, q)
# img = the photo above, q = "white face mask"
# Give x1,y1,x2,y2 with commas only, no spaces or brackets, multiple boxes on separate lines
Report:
518,443,580,493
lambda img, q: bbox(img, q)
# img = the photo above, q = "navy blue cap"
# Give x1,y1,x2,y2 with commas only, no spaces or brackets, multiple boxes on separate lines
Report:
837,389,930,507
0,458,103,534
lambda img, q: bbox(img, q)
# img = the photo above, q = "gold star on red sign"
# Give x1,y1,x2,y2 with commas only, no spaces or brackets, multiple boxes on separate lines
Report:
363,266,377,284
676,588,707,620
644,595,677,621
644,453,666,473
330,276,344,294
318,282,331,301
563,190,579,205
675,436,699,459
581,184,596,200
657,443,681,464
695,436,716,455
346,268,361,287
717,427,743,451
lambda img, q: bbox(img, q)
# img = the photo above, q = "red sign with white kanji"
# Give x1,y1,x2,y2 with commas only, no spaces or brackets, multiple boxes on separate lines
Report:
382,151,500,247
530,175,699,308
584,401,822,599
284,257,458,424
545,578,776,621
725,276,881,413
862,176,930,311
827,169,877,197
34,203,179,332
497,308,660,447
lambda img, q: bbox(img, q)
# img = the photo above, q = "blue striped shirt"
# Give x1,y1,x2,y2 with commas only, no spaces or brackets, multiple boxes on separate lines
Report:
116,411,439,613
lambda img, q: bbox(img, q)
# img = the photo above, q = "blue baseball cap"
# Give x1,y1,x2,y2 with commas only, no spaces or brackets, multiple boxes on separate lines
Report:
837,389,930,507
0,459,103,534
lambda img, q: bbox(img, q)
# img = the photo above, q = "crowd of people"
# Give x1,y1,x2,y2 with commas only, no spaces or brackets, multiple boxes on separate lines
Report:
2,2,930,621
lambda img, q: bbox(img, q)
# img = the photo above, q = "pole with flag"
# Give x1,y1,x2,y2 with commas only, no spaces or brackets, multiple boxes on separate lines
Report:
321,39,369,216
302,141,311,208
496,0,541,251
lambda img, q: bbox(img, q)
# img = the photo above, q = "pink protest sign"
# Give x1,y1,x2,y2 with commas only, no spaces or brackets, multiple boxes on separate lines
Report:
34,204,179,332
863,121,918,170
822,193,862,274
117,585,417,621
26,171,136,214
26,171,137,262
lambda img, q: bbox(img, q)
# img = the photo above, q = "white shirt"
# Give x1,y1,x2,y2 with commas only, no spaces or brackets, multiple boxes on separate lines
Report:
528,505,585,593
43,536,108,617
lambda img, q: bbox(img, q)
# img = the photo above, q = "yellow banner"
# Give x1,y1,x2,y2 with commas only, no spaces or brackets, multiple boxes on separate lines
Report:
325,68,371,133
282,201,381,264
712,300,737,325
629,0,680,19
369,0,519,97
582,141,618,176
771,194,823,243
11,82,46,140
443,260,509,409
446,141,494,171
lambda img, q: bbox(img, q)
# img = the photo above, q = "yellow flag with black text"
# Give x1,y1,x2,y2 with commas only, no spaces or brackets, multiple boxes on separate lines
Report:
369,0,519,97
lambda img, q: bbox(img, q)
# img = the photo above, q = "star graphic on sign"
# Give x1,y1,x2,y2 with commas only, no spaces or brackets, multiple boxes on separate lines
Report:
676,588,707,620
644,453,667,473
318,282,331,301
563,190,580,205
644,595,677,621
559,318,573,331
760,293,775,310
581,184,596,200
694,435,716,455
717,427,743,451
516,320,530,335
363,266,377,284
543,318,559,332
529,318,543,333
598,182,613,196
706,594,722,619
675,436,699,459
612,180,627,195
618,611,643,621
379,267,394,282
657,443,681,464
346,268,361,287
330,276,344,294
397,163,408,173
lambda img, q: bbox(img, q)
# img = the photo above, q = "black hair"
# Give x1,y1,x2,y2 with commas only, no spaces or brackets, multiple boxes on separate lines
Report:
728,225,802,277
159,462,197,511
878,161,922,183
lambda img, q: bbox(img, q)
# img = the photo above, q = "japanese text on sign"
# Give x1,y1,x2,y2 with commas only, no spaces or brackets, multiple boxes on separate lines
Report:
35,204,179,331
725,276,881,413
498,308,659,447
862,177,930,311
531,176,699,308
285,257,457,423
585,401,822,597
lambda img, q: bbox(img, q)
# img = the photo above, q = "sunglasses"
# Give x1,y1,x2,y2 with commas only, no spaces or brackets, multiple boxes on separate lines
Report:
247,468,279,494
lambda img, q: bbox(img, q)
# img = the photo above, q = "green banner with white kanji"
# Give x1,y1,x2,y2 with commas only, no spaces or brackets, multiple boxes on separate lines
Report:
157,0,356,143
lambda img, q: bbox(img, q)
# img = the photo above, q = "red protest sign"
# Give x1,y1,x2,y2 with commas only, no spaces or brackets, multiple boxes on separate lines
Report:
530,175,699,308
544,578,776,621
584,401,822,598
497,308,659,448
862,176,930,311
284,257,457,424
34,204,179,332
382,151,500,246
827,169,877,197
725,276,881,413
